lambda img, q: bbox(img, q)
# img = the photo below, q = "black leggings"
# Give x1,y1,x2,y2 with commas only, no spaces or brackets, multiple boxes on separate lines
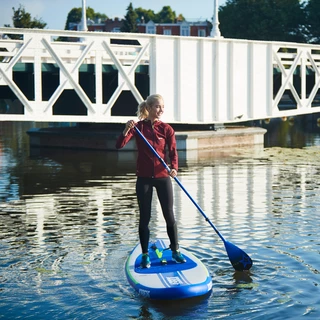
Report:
136,176,178,253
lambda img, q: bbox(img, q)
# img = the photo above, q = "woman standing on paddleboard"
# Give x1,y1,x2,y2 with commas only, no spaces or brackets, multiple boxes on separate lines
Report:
116,94,186,268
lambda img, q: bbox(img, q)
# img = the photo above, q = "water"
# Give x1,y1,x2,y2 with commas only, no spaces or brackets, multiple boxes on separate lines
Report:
1,120,320,320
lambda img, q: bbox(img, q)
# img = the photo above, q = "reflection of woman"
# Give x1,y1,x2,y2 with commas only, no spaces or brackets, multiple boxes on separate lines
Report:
116,94,186,268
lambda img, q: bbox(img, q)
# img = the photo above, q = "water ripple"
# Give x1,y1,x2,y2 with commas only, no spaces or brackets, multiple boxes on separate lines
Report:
1,128,320,318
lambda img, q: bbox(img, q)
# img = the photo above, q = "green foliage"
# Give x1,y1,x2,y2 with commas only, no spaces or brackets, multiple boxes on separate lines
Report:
305,0,320,43
122,4,185,32
121,3,139,33
7,4,47,29
135,7,156,23
94,12,108,21
3,4,47,40
219,0,307,43
64,6,108,30
155,6,177,23
64,7,82,29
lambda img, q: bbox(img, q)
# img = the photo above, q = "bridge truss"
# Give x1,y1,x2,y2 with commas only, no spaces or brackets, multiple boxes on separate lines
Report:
1,27,320,124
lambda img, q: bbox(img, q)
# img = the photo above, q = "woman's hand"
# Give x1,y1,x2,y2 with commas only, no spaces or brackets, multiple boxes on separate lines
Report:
169,168,177,178
123,120,135,136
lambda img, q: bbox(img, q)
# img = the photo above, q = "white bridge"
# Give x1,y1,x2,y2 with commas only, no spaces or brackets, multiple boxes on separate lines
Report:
1,27,320,124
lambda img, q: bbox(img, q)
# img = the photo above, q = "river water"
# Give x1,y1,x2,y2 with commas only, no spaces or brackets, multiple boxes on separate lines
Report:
0,118,320,320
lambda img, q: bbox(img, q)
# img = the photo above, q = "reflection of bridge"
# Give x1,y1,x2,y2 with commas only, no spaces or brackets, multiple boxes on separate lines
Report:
1,27,320,124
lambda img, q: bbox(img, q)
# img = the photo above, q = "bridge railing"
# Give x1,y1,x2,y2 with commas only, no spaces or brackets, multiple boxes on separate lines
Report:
1,27,320,124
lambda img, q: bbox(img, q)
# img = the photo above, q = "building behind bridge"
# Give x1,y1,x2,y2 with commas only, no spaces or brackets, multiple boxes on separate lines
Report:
69,17,211,37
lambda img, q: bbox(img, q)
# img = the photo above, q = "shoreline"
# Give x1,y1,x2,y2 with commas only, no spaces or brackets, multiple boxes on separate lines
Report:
27,126,266,151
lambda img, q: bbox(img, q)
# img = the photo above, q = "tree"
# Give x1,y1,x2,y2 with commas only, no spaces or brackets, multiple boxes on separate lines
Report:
64,7,82,30
134,6,184,24
305,0,320,43
121,3,138,33
4,4,47,29
3,4,46,40
155,6,177,23
218,0,307,43
176,14,185,22
64,7,107,30
134,7,156,23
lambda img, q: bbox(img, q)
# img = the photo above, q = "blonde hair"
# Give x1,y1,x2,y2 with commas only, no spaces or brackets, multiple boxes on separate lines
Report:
137,94,164,120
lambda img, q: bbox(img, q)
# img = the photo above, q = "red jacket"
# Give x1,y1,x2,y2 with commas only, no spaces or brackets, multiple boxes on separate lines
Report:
115,120,178,178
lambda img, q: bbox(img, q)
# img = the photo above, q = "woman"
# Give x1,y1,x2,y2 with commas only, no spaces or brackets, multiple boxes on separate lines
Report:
115,94,186,268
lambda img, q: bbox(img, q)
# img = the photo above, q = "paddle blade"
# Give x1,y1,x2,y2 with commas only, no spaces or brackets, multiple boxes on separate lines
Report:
224,240,253,271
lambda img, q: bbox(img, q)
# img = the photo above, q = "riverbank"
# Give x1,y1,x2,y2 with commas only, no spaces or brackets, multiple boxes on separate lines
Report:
27,126,267,151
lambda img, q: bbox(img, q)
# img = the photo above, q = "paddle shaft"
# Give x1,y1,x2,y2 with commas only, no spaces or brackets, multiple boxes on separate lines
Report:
134,126,226,243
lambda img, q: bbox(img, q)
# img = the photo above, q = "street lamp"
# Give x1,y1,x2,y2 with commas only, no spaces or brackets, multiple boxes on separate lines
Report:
210,0,221,37
81,0,88,31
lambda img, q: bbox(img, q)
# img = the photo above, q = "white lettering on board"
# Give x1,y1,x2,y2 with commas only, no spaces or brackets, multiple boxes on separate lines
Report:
139,289,150,298
166,277,183,286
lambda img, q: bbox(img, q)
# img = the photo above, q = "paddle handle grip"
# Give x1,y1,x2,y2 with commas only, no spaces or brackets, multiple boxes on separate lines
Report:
134,126,226,243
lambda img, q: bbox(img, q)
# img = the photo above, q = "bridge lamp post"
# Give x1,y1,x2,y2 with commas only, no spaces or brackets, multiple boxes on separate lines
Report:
210,0,222,38
81,0,88,31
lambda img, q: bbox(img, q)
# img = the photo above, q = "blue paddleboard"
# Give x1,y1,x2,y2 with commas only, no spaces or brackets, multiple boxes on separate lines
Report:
125,239,212,300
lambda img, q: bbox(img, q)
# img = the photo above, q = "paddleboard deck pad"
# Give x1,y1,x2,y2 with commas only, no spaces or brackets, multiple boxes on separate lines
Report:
125,239,212,300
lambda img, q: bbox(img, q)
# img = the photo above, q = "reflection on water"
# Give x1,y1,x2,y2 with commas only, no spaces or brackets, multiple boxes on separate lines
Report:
259,114,320,147
1,121,320,319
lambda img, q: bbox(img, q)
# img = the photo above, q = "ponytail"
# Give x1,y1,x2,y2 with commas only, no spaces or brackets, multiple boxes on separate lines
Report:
136,101,148,120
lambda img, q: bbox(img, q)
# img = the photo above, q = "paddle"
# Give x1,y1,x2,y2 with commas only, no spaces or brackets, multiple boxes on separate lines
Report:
134,126,253,271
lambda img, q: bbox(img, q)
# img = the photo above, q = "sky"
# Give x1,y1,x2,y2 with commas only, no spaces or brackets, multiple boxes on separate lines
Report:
0,0,227,30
